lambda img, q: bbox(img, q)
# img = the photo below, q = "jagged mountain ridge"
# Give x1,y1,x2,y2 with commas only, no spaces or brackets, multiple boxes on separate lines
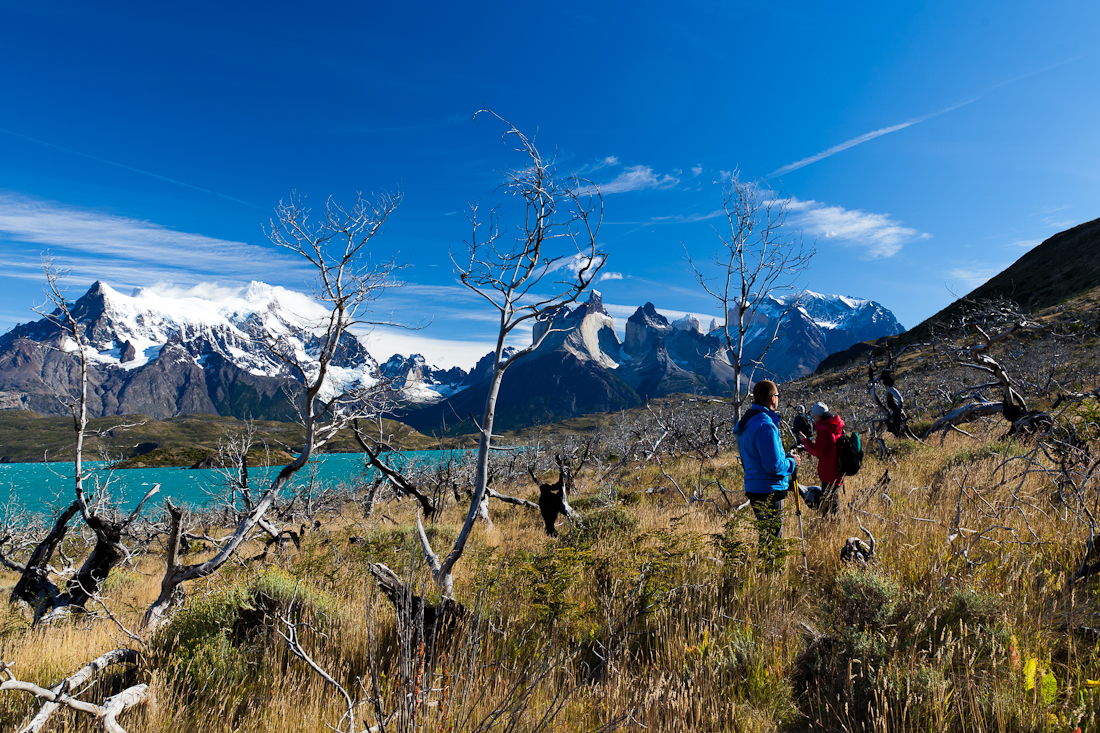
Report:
0,281,902,428
400,289,903,433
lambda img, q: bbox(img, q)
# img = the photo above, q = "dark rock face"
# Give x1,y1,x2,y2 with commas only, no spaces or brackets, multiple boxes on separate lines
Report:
747,308,830,382
618,303,736,400
402,348,640,434
623,302,671,358
202,352,300,421
120,341,137,363
111,343,217,419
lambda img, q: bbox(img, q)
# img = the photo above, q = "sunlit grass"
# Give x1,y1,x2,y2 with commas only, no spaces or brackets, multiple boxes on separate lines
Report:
3,415,1100,732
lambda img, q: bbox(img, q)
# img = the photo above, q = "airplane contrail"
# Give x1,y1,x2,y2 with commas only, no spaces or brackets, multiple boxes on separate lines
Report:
0,126,264,210
767,98,978,178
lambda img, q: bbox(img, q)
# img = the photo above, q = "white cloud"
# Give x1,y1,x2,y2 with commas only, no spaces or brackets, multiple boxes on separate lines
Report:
542,252,607,277
946,265,1004,289
0,192,304,285
1006,239,1041,250
1042,216,1077,230
598,165,680,194
691,165,703,177
592,155,620,171
786,197,929,258
358,325,494,371
598,271,623,282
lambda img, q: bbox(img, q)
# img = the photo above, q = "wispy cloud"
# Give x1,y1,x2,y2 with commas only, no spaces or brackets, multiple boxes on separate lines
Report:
1006,239,1042,250
598,271,623,282
665,209,724,224
768,98,978,178
787,197,929,258
691,165,703,177
589,156,620,172
0,193,305,287
598,165,681,194
1041,216,1077,230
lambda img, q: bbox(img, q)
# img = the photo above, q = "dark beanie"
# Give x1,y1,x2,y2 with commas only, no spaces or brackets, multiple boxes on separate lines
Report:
752,380,778,404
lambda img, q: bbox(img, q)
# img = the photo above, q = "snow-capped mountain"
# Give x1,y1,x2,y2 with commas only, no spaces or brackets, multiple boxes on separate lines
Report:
0,281,462,419
0,280,903,429
723,291,904,381
760,291,905,354
379,354,469,404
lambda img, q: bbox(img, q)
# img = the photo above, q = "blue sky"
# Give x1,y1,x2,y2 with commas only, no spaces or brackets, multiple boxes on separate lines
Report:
1,1,1097,368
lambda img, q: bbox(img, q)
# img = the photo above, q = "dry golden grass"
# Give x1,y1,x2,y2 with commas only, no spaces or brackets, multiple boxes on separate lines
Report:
4,416,1100,732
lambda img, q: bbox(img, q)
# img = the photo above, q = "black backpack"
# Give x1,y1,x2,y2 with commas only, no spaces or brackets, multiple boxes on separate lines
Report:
836,432,864,476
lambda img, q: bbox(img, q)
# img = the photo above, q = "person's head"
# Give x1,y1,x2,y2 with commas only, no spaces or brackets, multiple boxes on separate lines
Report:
752,380,779,408
810,401,831,422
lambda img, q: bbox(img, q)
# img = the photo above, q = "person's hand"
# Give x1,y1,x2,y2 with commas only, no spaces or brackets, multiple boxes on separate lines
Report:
790,451,801,467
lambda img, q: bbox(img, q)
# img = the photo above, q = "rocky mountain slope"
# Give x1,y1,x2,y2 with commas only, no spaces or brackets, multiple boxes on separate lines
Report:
401,290,903,434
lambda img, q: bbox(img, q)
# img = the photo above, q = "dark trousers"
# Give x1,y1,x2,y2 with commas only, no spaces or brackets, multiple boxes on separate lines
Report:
746,492,784,561
819,481,843,517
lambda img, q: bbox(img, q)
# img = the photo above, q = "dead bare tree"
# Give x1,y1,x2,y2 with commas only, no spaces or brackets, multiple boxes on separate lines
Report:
352,417,439,517
685,172,814,420
142,190,404,631
400,109,605,602
7,261,160,625
867,347,920,455
923,299,1053,439
0,649,148,733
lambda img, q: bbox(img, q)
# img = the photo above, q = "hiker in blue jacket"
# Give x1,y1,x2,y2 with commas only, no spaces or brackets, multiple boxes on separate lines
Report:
733,379,799,562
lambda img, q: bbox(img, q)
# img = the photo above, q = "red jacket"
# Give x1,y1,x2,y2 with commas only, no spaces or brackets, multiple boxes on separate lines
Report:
801,415,845,486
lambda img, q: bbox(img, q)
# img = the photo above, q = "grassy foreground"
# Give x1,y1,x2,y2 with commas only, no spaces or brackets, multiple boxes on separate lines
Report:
3,417,1100,732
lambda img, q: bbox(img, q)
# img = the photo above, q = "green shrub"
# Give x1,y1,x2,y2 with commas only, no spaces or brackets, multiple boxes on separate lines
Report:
830,568,901,633
346,524,458,568
520,545,593,628
155,569,336,695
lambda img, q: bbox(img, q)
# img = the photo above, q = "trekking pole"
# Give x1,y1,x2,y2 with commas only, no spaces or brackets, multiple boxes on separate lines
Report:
789,449,808,572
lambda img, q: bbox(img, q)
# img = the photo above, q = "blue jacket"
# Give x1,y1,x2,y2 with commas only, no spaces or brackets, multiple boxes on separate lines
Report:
733,405,796,494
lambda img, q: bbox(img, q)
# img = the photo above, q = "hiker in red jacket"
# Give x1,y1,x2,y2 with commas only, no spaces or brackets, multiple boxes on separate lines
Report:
801,401,844,517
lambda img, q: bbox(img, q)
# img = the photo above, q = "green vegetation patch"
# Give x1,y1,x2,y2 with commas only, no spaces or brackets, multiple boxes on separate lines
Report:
155,569,338,695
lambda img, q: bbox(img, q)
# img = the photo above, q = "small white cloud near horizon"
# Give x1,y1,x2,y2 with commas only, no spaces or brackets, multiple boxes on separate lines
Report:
787,197,929,258
946,264,1005,290
1006,239,1042,250
358,325,495,371
589,155,620,172
598,271,623,282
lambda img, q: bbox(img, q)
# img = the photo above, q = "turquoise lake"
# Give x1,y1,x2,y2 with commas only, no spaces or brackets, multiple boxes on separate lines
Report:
0,450,468,514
